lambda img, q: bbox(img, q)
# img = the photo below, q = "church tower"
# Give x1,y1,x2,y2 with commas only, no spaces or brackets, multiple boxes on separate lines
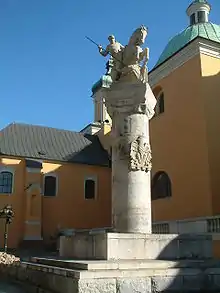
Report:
149,0,220,225
81,61,112,136
186,0,211,25
91,61,112,126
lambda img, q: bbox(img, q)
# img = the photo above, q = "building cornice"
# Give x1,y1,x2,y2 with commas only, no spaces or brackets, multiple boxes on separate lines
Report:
149,37,220,88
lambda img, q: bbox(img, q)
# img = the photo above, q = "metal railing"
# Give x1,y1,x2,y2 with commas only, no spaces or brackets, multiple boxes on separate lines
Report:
153,215,220,234
152,223,169,234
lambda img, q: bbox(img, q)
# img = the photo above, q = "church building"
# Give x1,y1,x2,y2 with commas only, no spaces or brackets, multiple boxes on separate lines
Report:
0,0,219,250
92,0,220,235
149,0,220,234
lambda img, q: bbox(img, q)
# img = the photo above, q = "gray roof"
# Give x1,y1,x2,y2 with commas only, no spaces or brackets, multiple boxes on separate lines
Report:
0,123,110,167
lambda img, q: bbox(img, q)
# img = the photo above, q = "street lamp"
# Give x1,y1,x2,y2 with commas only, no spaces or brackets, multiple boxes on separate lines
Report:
0,205,14,253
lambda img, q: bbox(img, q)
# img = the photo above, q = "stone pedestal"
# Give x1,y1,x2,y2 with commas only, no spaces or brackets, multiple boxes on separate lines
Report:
106,81,156,234
24,256,220,293
59,231,212,260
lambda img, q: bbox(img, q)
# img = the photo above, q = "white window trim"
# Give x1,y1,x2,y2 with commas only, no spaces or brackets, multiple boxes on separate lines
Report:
43,173,58,197
84,176,97,200
0,167,15,195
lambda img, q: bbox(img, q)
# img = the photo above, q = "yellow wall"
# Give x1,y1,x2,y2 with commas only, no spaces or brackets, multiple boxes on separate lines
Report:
200,54,220,215
97,124,112,155
0,156,111,248
150,55,213,221
0,158,25,248
41,161,111,242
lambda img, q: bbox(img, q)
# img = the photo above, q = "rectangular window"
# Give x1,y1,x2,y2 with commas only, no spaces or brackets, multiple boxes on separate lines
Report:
84,179,96,199
198,11,206,23
190,14,196,25
0,172,13,194
44,176,57,197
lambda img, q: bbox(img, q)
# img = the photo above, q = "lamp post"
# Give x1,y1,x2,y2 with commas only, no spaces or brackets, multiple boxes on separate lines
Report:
0,205,14,253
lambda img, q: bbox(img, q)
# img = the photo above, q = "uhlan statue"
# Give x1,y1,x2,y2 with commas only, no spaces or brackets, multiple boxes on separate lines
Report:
98,25,149,83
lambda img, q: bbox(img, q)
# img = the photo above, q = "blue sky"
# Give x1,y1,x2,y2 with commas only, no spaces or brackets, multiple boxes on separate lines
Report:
0,0,219,132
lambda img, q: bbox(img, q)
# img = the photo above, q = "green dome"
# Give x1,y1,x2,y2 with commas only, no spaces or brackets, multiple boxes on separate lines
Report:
191,0,208,4
92,75,112,95
155,22,220,68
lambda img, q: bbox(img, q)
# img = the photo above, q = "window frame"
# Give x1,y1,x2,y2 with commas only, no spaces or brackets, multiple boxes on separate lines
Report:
190,13,196,25
151,171,172,201
43,173,58,197
153,90,165,118
197,10,207,23
84,176,97,200
0,167,14,195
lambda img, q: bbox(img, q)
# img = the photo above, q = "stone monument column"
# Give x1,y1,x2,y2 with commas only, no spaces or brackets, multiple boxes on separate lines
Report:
105,82,156,234
58,27,213,276
99,25,157,234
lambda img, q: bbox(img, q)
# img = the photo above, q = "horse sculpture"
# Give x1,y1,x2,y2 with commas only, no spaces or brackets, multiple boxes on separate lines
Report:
120,25,149,83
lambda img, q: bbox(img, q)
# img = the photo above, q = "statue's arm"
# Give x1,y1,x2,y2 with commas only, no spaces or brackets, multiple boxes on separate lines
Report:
145,47,149,62
139,47,149,63
99,45,109,57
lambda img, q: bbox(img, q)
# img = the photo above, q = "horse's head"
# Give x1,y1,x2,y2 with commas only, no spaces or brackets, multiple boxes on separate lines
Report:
128,25,148,46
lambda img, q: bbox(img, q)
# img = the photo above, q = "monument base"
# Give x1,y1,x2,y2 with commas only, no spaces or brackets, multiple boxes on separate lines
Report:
59,232,212,260
16,257,219,292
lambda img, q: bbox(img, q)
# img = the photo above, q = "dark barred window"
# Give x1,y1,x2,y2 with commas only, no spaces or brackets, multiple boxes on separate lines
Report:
0,172,13,194
158,92,165,114
85,179,96,199
154,92,165,118
151,171,172,200
44,176,57,197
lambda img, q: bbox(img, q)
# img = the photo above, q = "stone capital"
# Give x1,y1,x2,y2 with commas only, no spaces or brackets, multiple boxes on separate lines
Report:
103,81,156,120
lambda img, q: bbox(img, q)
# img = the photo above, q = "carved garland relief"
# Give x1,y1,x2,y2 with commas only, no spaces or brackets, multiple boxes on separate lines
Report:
116,135,152,172
130,136,152,172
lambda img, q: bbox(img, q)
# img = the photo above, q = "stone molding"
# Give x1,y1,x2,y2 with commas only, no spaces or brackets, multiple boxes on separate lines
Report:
23,235,43,241
104,82,156,120
26,183,41,193
25,220,41,225
149,38,220,87
26,167,42,173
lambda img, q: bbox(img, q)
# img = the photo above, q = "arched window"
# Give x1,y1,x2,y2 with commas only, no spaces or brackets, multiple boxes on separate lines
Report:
0,171,13,194
84,178,96,200
158,92,164,114
152,86,165,118
44,175,57,197
151,171,171,200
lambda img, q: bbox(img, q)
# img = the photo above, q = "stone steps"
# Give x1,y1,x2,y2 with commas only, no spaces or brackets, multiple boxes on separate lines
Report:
31,256,220,271
7,258,220,292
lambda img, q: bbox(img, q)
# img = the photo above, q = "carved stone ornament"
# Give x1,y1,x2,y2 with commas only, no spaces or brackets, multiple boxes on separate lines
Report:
104,81,157,120
116,136,130,158
129,136,152,172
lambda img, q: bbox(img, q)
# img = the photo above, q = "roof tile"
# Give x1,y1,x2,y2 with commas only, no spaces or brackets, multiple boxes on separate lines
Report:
0,123,110,167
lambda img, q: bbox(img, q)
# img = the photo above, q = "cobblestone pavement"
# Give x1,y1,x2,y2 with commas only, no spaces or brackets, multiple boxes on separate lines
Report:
0,281,26,293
